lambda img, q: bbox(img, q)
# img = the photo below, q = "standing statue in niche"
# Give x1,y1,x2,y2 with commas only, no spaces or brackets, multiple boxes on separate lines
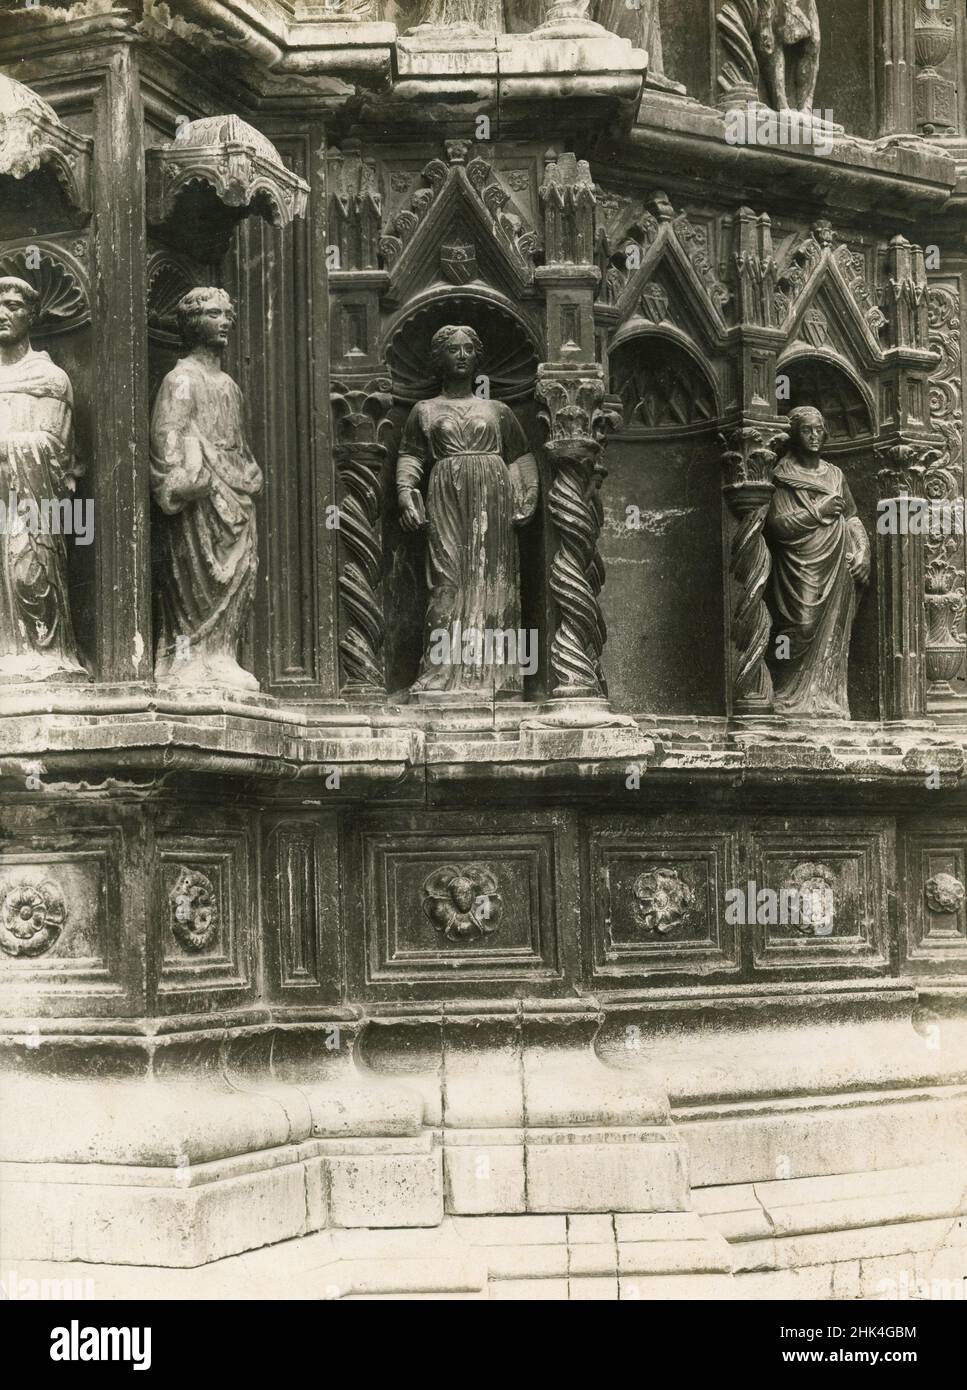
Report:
0,277,87,684
765,406,869,718
150,288,263,691
397,325,539,699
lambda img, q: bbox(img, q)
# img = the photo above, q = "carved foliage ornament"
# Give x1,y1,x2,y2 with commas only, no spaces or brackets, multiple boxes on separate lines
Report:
0,74,92,215
169,868,219,952
631,868,696,936
148,116,309,229
421,864,501,942
0,878,67,958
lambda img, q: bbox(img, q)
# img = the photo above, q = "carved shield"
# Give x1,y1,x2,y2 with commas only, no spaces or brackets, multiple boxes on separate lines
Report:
639,281,669,324
802,306,829,346
440,240,477,286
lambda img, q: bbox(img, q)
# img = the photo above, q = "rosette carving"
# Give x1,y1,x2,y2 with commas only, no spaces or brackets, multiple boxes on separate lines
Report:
421,864,501,942
0,879,67,958
631,868,695,936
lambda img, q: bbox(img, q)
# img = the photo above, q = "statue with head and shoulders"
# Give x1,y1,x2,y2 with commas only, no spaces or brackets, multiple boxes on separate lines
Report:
765,404,869,719
397,324,539,699
0,276,88,684
149,287,263,691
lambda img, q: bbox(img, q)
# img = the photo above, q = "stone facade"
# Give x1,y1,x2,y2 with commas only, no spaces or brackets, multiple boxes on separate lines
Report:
0,0,966,1301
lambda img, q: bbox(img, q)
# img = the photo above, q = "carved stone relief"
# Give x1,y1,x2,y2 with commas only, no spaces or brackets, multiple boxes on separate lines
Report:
170,867,219,953
0,878,67,958
422,864,502,941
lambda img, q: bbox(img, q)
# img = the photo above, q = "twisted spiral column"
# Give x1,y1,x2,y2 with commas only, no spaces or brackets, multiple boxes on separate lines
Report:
335,441,387,695
546,448,608,697
723,481,775,712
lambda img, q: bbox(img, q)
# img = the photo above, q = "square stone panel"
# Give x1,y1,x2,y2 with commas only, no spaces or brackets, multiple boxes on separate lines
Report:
749,821,891,973
156,831,253,1004
356,824,561,992
0,845,117,985
586,825,739,981
900,822,967,971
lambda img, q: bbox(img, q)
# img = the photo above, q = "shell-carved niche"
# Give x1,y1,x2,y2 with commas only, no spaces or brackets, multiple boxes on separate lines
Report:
146,250,205,346
0,239,89,335
386,291,541,403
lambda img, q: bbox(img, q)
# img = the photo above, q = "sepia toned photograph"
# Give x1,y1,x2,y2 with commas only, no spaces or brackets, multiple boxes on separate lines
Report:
0,0,965,1341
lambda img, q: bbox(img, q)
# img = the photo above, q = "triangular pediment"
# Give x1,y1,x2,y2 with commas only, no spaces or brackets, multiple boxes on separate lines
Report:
778,238,886,370
382,165,533,306
612,221,729,353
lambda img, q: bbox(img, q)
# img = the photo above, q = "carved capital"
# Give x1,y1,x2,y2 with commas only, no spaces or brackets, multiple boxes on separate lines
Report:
0,74,92,216
875,443,928,500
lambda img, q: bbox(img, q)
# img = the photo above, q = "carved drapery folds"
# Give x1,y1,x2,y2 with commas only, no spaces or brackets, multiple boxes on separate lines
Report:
720,425,782,714
537,366,618,699
540,152,595,268
328,143,382,273
331,378,394,695
0,74,92,216
716,0,821,114
146,116,309,230
730,207,777,329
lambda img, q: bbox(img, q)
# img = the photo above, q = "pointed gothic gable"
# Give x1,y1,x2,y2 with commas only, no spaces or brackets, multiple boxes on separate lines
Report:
776,220,887,371
606,195,730,354
379,145,537,308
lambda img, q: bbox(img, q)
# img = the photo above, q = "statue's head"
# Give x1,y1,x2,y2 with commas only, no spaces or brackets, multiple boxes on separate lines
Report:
429,324,483,382
0,277,39,346
177,287,236,351
787,405,827,455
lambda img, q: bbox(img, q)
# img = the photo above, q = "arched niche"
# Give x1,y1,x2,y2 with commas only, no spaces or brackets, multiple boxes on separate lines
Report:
601,329,726,718
777,349,876,442
774,349,879,720
381,289,547,700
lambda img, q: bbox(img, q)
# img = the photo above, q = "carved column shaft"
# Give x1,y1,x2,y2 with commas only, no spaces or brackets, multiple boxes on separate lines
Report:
537,367,615,700
876,450,927,720
331,380,394,697
720,427,781,715
875,0,916,136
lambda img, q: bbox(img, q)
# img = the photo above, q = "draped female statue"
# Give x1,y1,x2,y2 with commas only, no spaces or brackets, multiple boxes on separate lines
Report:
0,276,87,684
765,405,869,718
150,288,263,691
396,325,539,698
